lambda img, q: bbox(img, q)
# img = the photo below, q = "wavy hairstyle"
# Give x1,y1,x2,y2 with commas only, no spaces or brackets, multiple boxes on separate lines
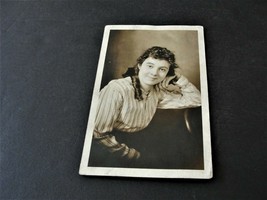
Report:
122,46,179,100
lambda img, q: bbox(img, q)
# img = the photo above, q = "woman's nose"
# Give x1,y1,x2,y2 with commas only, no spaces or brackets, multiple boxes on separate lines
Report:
150,68,158,76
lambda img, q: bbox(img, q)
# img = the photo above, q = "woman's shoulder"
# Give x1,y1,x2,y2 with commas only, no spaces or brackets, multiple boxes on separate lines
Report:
106,77,133,92
109,77,131,85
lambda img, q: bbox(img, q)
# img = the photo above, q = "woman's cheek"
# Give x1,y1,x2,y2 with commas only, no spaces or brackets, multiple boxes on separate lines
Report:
160,73,167,80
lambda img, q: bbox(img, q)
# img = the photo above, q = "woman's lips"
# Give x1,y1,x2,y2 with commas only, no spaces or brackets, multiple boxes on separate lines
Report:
148,76,157,80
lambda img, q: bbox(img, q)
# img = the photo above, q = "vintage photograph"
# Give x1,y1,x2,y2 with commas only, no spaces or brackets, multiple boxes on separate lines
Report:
79,25,212,178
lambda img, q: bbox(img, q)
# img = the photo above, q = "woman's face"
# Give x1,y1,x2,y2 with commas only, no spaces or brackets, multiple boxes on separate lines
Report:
138,57,170,91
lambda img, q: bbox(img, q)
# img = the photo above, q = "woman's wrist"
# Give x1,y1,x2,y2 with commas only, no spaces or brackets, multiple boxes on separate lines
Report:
176,75,189,87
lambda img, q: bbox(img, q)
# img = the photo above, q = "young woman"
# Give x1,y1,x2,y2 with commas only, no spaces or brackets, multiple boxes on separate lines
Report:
89,46,201,167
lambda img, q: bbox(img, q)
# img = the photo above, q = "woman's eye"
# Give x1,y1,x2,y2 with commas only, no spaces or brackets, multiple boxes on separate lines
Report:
160,68,167,72
148,65,153,68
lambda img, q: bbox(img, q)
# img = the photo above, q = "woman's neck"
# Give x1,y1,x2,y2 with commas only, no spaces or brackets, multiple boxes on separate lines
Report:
140,84,152,92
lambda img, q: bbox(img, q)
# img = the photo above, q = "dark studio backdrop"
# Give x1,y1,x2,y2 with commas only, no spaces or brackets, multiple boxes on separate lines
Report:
1,0,266,200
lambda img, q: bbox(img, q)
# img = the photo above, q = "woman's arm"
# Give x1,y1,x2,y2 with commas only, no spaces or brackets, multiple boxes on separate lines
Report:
93,131,140,159
157,75,201,109
93,81,140,160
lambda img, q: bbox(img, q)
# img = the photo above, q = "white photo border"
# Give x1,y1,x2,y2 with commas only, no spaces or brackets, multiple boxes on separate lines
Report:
79,25,212,179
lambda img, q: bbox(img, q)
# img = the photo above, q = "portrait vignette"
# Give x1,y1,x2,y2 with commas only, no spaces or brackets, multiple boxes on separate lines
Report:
79,25,212,179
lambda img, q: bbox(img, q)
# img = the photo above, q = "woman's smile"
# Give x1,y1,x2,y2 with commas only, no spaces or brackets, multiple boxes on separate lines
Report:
138,57,170,91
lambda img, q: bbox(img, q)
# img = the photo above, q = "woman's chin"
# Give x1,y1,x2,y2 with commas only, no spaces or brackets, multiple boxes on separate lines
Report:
146,78,161,84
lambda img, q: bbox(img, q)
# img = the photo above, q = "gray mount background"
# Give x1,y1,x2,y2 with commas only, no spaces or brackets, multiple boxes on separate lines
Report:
1,1,266,199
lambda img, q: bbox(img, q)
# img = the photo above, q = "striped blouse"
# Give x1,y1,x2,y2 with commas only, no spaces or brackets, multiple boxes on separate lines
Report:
93,76,201,159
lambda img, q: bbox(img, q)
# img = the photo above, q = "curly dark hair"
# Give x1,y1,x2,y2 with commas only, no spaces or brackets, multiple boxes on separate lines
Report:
123,46,179,100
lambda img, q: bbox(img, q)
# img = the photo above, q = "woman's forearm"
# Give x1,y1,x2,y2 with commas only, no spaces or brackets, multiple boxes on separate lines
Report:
93,130,140,159
158,75,201,109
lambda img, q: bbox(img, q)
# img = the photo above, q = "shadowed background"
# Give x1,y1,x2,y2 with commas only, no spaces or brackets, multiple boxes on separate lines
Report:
102,30,200,89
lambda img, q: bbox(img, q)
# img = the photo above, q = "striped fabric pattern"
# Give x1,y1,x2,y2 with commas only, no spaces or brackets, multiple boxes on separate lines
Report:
95,77,159,134
93,76,201,159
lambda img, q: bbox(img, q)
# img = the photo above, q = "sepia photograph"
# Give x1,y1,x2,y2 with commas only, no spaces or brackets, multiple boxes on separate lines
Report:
79,25,212,178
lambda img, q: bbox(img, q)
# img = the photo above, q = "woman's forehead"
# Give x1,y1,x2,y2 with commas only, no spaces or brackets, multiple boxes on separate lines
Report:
144,57,170,68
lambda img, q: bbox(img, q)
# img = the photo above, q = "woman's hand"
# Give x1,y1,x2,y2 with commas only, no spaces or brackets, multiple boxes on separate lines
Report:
123,148,140,160
159,75,182,94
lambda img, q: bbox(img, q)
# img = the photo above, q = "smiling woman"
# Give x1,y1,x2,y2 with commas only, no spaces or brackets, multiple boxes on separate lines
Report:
138,57,170,91
88,46,201,167
79,25,212,178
